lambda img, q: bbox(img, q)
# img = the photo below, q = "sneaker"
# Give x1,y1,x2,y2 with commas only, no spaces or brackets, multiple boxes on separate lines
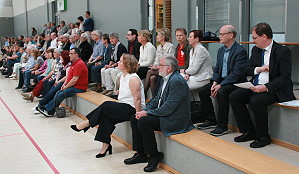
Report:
196,121,217,130
210,127,228,136
10,77,17,80
101,89,112,95
37,105,51,117
9,74,16,78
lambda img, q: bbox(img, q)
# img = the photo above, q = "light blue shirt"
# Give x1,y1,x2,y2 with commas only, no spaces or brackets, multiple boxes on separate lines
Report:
92,39,104,60
221,46,231,78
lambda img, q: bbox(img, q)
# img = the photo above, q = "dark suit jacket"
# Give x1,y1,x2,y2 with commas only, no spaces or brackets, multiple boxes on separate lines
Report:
79,41,93,62
246,41,295,102
62,41,71,51
144,71,194,137
115,43,127,62
127,39,141,60
212,41,248,86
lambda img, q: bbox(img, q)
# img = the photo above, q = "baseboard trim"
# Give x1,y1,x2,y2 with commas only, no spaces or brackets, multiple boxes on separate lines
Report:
62,103,181,174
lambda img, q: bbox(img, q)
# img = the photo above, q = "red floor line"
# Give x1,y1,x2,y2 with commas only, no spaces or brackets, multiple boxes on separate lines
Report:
0,133,24,138
0,119,14,123
0,97,60,174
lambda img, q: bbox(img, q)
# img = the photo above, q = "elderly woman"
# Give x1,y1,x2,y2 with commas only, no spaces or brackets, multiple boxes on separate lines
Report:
143,28,175,95
71,54,145,158
78,33,93,62
136,30,156,80
180,30,213,90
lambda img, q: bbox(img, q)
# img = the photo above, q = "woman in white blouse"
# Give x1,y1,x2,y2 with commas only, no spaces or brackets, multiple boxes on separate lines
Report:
180,30,213,90
136,30,156,80
71,54,145,158
144,28,175,96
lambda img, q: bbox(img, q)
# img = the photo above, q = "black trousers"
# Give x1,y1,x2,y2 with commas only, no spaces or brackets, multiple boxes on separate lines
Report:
229,88,278,138
137,67,149,80
86,101,135,144
198,81,237,128
131,115,161,155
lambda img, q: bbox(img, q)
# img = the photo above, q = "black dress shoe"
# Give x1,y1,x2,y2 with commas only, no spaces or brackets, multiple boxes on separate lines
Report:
15,86,22,89
250,136,271,148
124,153,148,165
234,132,256,142
144,152,164,172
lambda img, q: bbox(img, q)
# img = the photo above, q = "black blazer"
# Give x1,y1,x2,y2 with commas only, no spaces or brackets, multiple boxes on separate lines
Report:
79,41,93,62
246,41,295,102
212,41,248,86
127,39,141,60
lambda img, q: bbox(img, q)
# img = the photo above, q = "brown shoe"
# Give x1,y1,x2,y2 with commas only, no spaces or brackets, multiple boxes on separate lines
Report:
102,90,112,95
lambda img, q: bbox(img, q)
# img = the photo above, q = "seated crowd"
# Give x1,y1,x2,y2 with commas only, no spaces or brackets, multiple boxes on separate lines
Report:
0,19,296,172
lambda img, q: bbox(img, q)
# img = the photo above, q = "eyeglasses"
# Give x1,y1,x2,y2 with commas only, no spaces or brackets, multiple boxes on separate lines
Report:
69,53,77,55
252,35,260,40
219,32,231,36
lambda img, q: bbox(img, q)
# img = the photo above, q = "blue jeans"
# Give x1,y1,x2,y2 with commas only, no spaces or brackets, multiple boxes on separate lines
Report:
91,64,105,83
7,59,18,67
24,70,34,87
39,82,63,106
45,86,85,115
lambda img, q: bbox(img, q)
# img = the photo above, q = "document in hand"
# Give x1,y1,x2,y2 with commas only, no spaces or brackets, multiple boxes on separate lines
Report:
234,82,254,89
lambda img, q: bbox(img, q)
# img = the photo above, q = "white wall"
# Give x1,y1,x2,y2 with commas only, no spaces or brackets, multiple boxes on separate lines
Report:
27,0,46,11
12,0,25,16
0,6,13,17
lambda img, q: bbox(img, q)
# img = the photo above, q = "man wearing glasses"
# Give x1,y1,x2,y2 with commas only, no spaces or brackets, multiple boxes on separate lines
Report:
124,56,194,172
37,48,88,117
229,22,295,148
197,25,248,136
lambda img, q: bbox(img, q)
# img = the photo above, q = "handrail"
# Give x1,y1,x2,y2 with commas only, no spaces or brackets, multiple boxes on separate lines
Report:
202,41,299,45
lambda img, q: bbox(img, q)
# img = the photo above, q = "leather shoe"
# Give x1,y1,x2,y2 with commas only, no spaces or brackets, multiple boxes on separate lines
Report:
250,136,271,148
124,153,148,165
234,132,256,142
144,152,164,172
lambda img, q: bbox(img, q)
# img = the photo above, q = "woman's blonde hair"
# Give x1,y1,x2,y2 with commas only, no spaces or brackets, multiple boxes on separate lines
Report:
138,30,152,42
157,28,171,41
122,53,138,73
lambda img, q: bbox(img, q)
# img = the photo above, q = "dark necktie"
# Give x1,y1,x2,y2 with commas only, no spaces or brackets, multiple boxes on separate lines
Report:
253,49,265,86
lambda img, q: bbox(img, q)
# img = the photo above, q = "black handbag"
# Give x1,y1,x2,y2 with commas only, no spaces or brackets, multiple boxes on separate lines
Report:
190,92,204,124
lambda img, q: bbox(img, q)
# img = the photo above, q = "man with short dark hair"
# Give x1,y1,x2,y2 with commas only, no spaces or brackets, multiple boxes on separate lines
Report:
229,22,295,148
197,25,248,137
124,56,194,172
83,11,94,43
37,48,88,117
126,29,141,60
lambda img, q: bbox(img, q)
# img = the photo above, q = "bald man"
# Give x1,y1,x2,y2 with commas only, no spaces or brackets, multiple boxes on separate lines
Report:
197,25,248,136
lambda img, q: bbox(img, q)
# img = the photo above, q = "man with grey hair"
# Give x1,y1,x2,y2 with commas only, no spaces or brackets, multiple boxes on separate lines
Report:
101,32,127,94
124,55,194,172
61,33,71,51
87,30,105,83
197,25,248,136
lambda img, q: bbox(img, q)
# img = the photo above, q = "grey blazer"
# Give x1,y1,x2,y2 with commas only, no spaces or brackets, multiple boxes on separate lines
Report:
145,71,194,137
185,43,213,82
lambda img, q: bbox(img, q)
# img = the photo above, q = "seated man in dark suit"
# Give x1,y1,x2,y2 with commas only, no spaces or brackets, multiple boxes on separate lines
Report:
124,55,194,172
197,25,248,136
229,22,295,148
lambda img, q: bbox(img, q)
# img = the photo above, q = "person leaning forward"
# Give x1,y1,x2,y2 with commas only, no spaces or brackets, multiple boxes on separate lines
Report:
124,55,194,172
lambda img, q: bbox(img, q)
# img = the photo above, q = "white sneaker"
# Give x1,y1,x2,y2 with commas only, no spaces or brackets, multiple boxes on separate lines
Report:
10,77,17,80
9,74,16,78
0,66,5,70
34,110,40,114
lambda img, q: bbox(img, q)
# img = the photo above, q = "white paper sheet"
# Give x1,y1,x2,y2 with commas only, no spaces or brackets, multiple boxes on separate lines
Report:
278,100,299,107
234,82,254,89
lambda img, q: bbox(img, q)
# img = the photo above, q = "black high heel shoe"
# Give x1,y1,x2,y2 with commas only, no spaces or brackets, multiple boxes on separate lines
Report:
95,144,112,158
70,125,90,133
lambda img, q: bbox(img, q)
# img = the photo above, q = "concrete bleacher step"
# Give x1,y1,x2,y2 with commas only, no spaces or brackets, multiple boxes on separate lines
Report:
63,91,299,174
